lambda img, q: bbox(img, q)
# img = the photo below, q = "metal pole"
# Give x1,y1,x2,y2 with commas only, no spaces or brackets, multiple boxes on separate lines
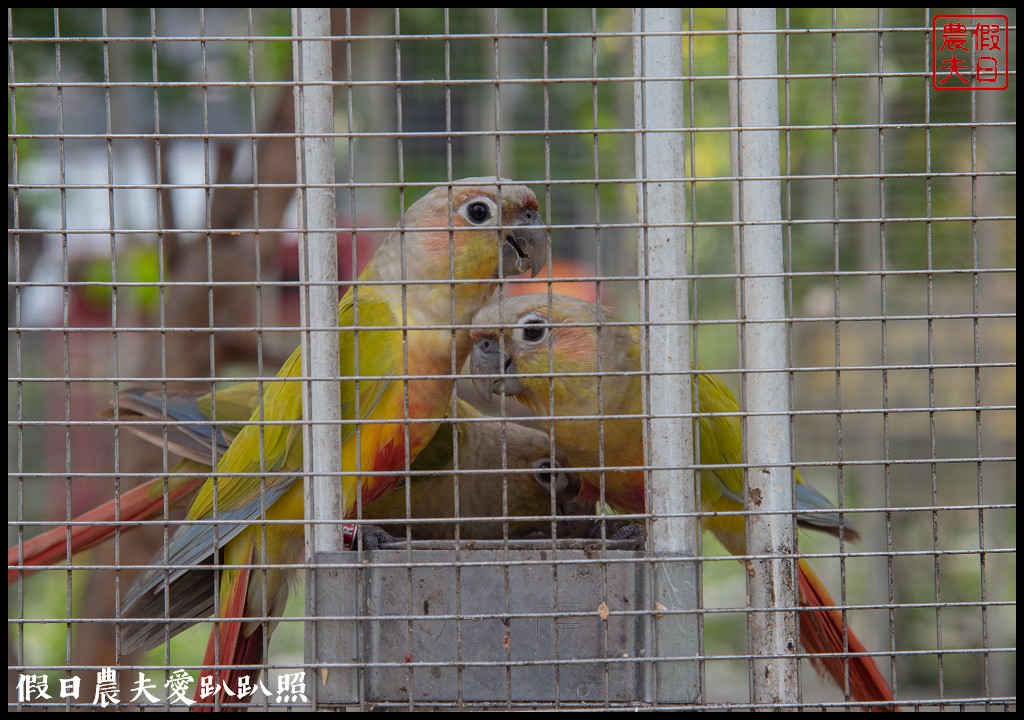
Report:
633,7,699,705
292,8,352,707
294,6,342,563
727,7,800,708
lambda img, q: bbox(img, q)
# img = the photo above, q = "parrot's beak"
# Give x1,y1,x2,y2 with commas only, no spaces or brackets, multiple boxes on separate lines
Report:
501,206,548,278
470,334,527,402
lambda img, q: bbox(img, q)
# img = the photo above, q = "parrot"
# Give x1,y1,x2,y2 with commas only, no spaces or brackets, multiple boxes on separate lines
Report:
468,292,895,710
116,179,548,709
362,399,597,541
8,386,595,585
107,385,597,540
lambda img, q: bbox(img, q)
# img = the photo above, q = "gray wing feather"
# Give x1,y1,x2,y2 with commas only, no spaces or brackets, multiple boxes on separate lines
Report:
120,475,300,653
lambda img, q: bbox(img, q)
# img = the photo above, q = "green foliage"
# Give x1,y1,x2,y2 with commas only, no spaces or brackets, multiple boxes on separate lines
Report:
78,244,162,313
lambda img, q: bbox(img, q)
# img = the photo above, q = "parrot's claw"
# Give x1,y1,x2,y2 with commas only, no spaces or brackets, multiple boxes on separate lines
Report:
350,524,397,551
589,519,646,548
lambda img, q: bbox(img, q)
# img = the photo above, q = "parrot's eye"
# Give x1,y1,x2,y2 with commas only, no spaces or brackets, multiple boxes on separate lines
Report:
532,458,565,490
466,201,491,224
521,319,546,343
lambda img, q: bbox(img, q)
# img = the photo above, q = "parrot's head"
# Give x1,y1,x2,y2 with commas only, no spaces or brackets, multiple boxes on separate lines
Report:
468,293,638,419
365,178,549,323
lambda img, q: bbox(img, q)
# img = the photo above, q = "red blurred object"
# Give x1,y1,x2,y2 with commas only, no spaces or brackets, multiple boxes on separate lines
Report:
509,258,600,302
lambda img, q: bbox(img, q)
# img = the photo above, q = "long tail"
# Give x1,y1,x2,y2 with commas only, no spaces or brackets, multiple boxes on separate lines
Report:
7,472,204,584
10,387,240,584
195,622,265,711
193,543,263,712
797,558,895,710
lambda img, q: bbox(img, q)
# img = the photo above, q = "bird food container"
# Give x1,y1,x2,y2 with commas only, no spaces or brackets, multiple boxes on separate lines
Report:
305,539,698,708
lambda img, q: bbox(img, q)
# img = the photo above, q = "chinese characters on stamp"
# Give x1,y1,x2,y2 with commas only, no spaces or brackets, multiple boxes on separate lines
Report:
933,15,1009,90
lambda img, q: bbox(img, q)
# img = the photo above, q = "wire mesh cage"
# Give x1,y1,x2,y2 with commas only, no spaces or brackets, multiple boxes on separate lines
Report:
8,7,1016,711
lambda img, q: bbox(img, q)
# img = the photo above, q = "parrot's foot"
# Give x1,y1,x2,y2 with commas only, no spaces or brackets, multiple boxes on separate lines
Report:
589,519,646,547
350,524,397,551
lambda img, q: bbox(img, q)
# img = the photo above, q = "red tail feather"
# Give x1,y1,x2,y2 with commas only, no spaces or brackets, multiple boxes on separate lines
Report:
7,476,204,584
797,558,895,711
193,624,264,712
193,545,263,712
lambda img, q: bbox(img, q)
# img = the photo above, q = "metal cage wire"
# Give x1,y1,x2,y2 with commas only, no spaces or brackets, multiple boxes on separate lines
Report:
8,7,1016,711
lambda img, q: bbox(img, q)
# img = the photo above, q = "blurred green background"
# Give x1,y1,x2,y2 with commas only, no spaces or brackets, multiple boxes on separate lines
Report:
9,7,1015,708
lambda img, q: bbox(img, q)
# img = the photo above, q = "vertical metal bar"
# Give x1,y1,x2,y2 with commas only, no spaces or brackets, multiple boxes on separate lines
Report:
199,12,227,686
292,7,346,707
588,8,613,707
144,9,174,704
7,11,27,709
295,15,341,546
874,11,894,706
779,8,806,703
727,8,799,708
53,8,75,688
99,8,122,683
826,16,852,710
632,7,700,706
920,10,935,705
682,8,708,705
390,9,416,709
971,11,998,703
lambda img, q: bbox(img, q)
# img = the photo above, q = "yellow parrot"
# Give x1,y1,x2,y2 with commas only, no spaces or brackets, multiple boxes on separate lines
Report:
468,292,895,710
8,387,595,584
118,179,548,708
